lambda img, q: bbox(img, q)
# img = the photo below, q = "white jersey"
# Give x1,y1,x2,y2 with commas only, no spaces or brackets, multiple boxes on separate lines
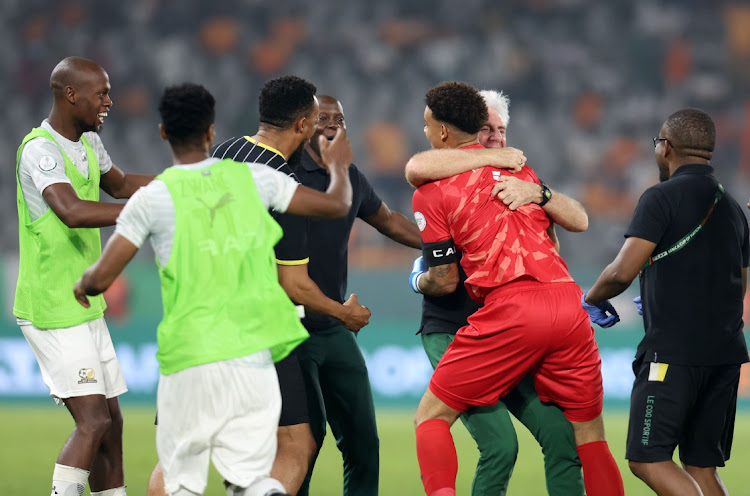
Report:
17,119,113,222
115,158,299,266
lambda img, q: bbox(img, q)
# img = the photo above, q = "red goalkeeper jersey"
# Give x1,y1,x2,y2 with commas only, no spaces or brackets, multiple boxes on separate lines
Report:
412,144,574,302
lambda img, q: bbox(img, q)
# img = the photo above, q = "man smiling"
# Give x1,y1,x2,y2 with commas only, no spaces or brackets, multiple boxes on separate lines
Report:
14,56,153,496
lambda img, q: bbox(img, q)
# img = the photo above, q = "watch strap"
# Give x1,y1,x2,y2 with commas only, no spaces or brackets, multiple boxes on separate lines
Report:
539,183,552,206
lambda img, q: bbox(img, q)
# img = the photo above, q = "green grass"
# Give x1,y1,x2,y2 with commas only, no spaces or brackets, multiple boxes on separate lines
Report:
1,406,749,495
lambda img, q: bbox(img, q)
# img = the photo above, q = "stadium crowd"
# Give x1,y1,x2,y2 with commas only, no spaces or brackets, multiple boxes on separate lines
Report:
3,0,750,268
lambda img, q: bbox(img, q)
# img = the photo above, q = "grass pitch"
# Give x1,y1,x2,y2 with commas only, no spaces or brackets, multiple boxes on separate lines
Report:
1,405,749,495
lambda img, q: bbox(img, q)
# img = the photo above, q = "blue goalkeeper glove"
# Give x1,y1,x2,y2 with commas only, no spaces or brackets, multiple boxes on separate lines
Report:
581,291,620,328
409,256,427,293
633,295,643,316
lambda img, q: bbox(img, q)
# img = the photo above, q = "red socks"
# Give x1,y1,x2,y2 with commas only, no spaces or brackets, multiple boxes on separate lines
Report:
416,421,624,496
415,419,457,496
576,441,625,496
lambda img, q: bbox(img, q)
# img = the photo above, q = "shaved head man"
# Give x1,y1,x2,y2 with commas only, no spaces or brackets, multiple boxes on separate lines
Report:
49,57,114,137
14,56,153,496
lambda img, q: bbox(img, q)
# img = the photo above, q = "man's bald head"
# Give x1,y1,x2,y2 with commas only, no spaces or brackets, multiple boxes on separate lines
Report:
47,56,112,137
317,95,340,106
50,57,106,97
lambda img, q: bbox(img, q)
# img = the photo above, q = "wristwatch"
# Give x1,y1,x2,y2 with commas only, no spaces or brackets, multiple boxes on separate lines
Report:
538,183,552,207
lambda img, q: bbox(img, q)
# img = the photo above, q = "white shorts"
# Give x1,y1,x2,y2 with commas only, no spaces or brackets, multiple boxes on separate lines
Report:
157,350,282,495
20,317,128,404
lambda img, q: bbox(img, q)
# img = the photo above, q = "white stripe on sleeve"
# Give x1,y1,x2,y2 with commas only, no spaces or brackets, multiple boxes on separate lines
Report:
247,162,300,213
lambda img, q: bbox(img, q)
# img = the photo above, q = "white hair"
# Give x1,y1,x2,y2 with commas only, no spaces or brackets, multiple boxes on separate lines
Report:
479,90,510,127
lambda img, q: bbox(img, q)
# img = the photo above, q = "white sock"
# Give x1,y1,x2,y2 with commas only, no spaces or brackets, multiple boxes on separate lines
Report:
91,487,127,496
234,477,287,496
51,463,89,496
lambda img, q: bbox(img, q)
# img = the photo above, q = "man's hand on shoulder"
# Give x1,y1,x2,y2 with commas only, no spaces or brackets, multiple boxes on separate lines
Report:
488,147,527,172
490,176,543,210
341,293,371,332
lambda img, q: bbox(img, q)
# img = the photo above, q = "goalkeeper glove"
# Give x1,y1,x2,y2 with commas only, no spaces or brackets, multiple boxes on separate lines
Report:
409,256,427,293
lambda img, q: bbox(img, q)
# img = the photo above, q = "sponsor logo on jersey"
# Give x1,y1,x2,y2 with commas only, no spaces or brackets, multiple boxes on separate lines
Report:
197,192,235,227
492,170,502,181
414,211,426,231
78,368,97,384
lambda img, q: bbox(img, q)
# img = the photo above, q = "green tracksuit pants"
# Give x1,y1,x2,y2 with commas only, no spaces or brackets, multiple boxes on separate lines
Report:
297,325,379,496
422,332,585,496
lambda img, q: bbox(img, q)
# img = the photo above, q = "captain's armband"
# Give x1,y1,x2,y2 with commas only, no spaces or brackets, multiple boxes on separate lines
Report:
422,239,458,266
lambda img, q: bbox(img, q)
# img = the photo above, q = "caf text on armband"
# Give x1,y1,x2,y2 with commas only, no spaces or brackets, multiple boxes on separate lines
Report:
422,239,458,266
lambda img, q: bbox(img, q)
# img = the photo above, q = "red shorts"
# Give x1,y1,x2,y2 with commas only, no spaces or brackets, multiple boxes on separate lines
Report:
429,281,603,422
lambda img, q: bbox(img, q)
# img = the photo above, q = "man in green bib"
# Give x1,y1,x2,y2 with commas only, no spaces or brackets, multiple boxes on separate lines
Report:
15,56,153,496
74,83,355,496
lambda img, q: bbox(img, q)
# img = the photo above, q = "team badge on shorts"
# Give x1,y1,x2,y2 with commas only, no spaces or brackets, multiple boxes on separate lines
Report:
78,368,97,384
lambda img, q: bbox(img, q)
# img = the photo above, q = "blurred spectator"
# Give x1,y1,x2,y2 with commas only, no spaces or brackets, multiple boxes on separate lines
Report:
1,0,749,270
580,137,643,223
199,18,240,56
116,84,151,118
573,91,604,132
663,39,693,87
363,121,413,214
249,17,307,74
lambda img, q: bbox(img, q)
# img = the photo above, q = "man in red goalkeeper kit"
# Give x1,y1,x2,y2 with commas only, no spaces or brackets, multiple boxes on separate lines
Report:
409,81,624,496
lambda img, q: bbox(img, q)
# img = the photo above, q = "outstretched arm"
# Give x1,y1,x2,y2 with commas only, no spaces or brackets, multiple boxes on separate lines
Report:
405,147,526,187
585,237,656,304
363,203,422,249
43,183,124,228
100,165,155,199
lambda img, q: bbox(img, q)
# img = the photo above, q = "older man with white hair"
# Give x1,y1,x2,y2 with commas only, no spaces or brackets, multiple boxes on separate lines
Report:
406,89,589,495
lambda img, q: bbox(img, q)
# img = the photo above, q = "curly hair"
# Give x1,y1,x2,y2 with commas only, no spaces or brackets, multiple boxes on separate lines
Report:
158,83,215,148
259,76,317,129
663,108,715,157
425,82,487,134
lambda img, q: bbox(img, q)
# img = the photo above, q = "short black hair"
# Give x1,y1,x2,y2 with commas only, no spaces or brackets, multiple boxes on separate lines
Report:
258,76,317,129
158,83,215,148
425,82,487,134
663,108,715,155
